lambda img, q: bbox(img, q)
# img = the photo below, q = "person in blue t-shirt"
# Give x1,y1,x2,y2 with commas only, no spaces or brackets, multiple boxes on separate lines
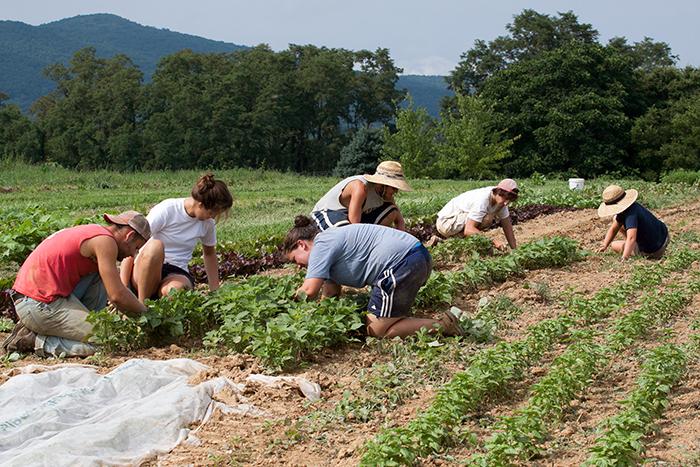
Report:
597,185,669,260
282,215,464,338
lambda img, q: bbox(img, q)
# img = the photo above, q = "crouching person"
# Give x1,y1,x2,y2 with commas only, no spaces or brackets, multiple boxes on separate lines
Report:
597,184,670,260
283,215,463,338
1,211,151,357
310,161,411,231
435,178,519,251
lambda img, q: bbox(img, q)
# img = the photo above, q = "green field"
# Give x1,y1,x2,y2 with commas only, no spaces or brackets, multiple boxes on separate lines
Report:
2,160,696,245
3,161,700,464
1,160,698,282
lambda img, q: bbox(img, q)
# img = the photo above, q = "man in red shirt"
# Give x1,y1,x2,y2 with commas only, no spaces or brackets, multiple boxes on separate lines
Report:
1,211,151,357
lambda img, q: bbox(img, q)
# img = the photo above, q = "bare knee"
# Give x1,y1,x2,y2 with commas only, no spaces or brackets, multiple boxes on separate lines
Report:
160,277,193,297
138,239,165,263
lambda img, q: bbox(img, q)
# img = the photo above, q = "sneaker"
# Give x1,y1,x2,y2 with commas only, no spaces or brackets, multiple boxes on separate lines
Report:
438,310,465,337
1,322,37,354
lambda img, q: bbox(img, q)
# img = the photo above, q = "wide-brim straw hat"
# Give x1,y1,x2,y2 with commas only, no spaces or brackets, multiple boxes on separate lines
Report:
364,161,413,192
597,185,638,218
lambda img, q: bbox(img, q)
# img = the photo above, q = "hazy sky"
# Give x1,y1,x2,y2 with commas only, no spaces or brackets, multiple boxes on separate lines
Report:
4,0,699,75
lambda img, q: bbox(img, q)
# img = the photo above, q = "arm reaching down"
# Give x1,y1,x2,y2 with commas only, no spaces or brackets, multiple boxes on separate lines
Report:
83,236,147,317
202,244,220,292
295,278,325,300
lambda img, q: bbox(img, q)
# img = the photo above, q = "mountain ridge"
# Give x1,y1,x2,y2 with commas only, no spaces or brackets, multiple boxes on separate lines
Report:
0,14,451,116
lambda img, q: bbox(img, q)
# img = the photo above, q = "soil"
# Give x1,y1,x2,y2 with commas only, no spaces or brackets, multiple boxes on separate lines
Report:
2,200,700,466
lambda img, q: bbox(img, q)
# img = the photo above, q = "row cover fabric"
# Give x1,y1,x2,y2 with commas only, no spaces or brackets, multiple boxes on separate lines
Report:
0,359,264,466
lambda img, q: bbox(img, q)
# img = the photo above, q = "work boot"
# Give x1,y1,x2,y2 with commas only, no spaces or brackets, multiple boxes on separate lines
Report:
1,322,37,354
438,310,465,337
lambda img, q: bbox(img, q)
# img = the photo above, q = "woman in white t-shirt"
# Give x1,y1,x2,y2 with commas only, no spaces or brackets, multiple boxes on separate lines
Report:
120,174,233,301
435,178,519,251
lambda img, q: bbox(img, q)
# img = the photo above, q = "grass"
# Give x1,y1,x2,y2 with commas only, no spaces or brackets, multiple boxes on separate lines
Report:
3,161,698,244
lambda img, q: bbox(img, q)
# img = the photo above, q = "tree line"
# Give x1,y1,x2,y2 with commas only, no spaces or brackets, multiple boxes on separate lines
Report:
1,44,403,174
2,9,700,179
386,10,700,180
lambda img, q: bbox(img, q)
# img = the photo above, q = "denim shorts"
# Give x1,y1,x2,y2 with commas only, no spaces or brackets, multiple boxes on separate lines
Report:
367,243,432,318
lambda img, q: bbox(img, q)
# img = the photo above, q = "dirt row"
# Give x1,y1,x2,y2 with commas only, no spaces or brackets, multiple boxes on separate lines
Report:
150,201,700,465
2,200,700,466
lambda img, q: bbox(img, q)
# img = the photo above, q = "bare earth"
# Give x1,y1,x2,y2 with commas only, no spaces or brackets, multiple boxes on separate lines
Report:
3,201,700,466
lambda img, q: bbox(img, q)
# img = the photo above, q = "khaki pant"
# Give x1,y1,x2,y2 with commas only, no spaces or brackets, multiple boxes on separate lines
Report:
436,212,498,238
15,273,107,357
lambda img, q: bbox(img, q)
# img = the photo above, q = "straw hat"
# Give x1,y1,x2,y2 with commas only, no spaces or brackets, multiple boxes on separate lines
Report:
104,210,152,240
597,185,638,218
364,161,413,192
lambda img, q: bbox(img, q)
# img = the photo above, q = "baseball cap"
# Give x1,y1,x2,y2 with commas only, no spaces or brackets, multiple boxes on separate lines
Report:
103,211,151,241
496,178,519,195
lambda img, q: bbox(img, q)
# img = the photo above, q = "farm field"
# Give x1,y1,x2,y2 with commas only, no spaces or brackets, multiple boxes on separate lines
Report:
1,163,700,466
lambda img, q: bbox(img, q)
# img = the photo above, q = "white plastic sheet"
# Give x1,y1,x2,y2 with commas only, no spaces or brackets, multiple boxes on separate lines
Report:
0,359,251,466
245,374,321,402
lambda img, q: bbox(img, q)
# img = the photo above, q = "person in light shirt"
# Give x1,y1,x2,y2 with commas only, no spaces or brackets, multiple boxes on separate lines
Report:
435,178,519,251
283,216,464,338
310,161,411,231
120,174,233,301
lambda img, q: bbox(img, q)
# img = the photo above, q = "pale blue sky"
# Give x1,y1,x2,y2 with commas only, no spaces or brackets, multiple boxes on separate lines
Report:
4,0,699,75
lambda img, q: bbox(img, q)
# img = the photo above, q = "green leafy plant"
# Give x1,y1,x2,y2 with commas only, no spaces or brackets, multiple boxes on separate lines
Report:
87,289,213,352
141,289,213,343
203,274,365,371
86,308,146,352
431,234,493,264
360,247,700,466
415,236,583,308
585,344,688,466
0,318,14,332
0,208,66,264
472,277,700,466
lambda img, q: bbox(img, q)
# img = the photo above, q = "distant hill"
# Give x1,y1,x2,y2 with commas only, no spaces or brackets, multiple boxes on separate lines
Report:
0,14,247,111
397,75,452,117
0,14,451,117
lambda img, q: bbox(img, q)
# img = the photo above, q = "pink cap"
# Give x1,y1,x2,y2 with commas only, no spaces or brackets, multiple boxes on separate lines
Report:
496,178,518,194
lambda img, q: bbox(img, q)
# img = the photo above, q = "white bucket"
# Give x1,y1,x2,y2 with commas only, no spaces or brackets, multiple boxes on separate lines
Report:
568,178,585,191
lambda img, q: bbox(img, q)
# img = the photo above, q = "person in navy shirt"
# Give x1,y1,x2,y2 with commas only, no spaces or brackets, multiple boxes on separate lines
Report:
597,185,669,260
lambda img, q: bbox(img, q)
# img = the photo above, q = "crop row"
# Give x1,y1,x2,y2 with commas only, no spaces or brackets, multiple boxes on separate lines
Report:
88,273,364,371
86,236,584,371
474,332,608,465
584,343,689,466
359,247,700,466
429,234,494,264
309,295,523,431
470,276,700,465
415,236,583,308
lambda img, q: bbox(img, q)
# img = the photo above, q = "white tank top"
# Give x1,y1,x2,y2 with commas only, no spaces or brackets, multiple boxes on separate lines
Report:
312,175,384,212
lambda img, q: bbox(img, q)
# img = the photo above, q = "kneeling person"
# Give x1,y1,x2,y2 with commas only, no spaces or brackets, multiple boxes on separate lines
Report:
310,161,411,231
436,178,519,251
597,184,669,260
2,211,150,357
283,216,463,338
